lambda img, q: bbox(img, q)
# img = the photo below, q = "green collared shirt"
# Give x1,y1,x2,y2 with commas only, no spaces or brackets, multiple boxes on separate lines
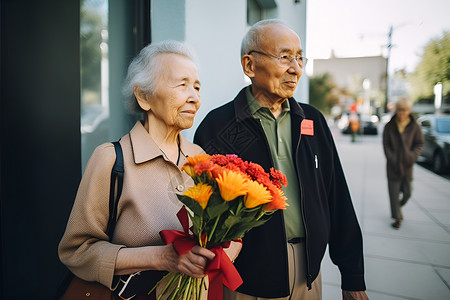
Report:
246,87,304,239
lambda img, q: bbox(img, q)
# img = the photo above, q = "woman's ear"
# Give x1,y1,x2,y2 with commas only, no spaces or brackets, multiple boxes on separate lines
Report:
241,55,255,79
133,85,151,111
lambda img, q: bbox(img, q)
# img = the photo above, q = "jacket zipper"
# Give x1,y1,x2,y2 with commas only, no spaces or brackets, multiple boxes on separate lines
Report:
295,129,312,289
256,118,291,289
257,116,312,289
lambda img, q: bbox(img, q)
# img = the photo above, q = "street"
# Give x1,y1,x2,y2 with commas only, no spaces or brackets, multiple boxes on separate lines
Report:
321,124,450,300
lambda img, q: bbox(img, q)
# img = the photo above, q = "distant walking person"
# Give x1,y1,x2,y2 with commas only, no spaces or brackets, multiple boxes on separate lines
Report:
382,97,424,229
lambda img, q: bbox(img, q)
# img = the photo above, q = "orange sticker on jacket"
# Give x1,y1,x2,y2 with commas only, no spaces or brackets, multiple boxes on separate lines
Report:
301,119,314,136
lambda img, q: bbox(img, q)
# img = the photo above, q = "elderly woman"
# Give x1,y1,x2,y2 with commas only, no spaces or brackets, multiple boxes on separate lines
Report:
58,40,241,299
382,97,424,229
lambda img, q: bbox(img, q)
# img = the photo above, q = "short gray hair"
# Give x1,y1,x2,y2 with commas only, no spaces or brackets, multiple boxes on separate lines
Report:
122,40,199,113
240,19,287,57
395,97,413,111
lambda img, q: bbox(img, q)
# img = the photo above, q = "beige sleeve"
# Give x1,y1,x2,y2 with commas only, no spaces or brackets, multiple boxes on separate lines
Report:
58,142,125,289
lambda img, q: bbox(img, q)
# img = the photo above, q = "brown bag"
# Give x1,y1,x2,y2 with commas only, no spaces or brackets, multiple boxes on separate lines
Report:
55,141,124,300
60,275,111,300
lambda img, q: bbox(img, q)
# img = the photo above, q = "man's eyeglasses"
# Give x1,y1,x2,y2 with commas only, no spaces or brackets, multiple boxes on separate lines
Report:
248,50,308,68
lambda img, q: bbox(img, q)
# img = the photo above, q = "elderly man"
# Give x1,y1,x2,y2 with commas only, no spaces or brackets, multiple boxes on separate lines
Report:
194,20,368,300
382,97,424,229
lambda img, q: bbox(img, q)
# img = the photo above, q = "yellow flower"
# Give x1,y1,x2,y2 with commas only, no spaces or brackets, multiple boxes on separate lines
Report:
244,180,272,208
184,183,213,209
182,164,196,177
216,170,248,201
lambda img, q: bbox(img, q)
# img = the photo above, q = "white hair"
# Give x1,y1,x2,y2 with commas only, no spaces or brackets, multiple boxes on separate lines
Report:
240,19,287,57
122,40,199,113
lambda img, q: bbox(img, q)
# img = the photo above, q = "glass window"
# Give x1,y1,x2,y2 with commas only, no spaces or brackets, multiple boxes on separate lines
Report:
420,119,431,128
247,0,262,25
436,118,450,133
80,0,110,171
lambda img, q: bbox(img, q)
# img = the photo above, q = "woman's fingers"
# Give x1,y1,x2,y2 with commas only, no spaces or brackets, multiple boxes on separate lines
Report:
190,245,216,261
160,244,216,277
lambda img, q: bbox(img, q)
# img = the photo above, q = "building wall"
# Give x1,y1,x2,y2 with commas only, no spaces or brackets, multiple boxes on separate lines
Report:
313,55,387,91
151,0,309,141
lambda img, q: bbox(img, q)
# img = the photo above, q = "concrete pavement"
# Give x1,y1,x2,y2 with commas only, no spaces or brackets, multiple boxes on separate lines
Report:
321,125,450,300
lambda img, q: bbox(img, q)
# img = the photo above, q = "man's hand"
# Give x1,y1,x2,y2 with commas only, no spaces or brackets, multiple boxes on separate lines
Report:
342,290,369,300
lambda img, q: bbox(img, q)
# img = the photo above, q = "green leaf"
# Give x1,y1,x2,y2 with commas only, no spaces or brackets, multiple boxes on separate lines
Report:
224,215,241,228
206,201,229,219
176,194,204,216
223,218,270,241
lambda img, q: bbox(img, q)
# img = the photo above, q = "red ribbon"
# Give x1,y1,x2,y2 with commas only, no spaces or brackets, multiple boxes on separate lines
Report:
160,206,243,300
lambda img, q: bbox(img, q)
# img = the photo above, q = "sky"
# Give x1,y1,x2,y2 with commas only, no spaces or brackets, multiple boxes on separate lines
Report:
305,0,450,75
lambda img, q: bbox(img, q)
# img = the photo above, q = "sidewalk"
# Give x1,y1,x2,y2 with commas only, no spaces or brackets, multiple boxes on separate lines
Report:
322,126,450,300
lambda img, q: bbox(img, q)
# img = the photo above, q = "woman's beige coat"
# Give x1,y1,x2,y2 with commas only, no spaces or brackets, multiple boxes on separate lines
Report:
58,121,204,288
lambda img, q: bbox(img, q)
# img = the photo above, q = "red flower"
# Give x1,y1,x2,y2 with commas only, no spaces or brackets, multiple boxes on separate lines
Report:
193,160,214,175
210,154,228,166
245,162,270,182
270,168,288,189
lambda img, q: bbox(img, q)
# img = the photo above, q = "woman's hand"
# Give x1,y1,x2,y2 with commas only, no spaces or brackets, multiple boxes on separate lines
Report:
162,244,216,278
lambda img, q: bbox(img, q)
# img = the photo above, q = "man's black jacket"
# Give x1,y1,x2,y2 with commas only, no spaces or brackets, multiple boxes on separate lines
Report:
194,87,366,298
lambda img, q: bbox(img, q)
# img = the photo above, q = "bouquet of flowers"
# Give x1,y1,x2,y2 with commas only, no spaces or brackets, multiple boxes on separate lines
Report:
150,154,288,300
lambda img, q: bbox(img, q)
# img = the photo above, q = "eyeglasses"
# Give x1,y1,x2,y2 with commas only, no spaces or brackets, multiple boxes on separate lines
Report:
248,50,308,67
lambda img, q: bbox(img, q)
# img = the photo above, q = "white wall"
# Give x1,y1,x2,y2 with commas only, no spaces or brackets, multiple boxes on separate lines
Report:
184,0,248,141
151,0,308,141
277,0,309,104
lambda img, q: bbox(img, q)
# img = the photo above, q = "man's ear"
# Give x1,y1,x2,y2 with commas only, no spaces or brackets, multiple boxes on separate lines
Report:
241,55,256,79
133,85,151,111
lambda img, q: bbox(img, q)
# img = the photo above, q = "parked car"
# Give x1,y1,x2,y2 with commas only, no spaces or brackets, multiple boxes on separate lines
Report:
417,114,450,174
339,113,379,135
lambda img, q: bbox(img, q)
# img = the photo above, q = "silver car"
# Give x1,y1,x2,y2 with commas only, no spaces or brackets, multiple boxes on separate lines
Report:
417,114,450,174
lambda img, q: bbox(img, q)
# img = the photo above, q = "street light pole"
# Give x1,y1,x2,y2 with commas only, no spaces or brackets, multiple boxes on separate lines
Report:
384,25,393,113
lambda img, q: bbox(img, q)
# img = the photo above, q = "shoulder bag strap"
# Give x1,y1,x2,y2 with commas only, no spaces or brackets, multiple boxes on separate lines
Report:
106,141,124,240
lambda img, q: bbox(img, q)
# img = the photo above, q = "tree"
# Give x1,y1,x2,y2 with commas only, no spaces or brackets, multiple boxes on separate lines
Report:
309,73,336,113
309,73,351,114
409,32,450,101
80,1,106,109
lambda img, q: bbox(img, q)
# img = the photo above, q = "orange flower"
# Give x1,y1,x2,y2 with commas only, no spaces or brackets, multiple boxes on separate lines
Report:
244,180,272,208
182,164,196,177
216,170,248,201
183,154,214,176
264,188,288,211
185,154,211,166
184,183,213,209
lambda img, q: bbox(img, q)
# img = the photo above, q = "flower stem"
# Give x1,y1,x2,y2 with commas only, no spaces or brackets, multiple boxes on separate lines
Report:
256,208,266,221
235,201,243,215
198,277,205,300
182,276,192,300
156,272,180,300
207,215,221,245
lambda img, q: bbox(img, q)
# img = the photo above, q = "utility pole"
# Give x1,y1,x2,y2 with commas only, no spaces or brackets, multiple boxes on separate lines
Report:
384,25,393,113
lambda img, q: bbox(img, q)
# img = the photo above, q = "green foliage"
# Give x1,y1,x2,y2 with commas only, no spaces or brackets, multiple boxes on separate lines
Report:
80,1,105,106
309,73,342,113
409,32,450,100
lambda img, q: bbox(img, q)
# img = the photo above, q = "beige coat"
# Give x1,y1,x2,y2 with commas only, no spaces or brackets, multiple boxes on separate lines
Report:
58,121,204,289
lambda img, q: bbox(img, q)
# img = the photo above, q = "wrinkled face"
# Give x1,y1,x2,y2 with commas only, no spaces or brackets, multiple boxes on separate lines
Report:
396,104,411,122
150,53,201,130
246,24,303,103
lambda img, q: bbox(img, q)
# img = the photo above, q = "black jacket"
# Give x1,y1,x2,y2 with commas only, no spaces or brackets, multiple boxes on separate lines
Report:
194,87,366,298
382,114,424,180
